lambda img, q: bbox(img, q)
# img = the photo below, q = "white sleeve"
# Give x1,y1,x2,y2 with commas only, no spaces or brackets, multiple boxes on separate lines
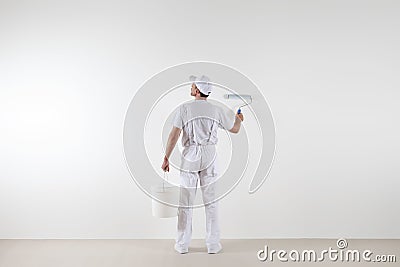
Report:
218,107,235,130
172,106,183,129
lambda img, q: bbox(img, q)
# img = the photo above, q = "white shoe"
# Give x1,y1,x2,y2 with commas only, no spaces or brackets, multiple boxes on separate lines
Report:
207,243,222,254
174,243,189,254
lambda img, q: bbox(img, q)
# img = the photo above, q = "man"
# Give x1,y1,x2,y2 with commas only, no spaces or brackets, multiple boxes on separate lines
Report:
161,75,244,254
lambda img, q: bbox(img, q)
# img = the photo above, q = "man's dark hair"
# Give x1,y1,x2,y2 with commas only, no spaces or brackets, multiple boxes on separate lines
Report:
199,91,209,98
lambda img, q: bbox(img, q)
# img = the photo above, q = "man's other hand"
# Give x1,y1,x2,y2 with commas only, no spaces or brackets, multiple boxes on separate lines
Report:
161,156,170,172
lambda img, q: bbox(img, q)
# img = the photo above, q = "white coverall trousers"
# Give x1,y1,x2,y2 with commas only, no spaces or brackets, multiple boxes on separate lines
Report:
175,145,221,251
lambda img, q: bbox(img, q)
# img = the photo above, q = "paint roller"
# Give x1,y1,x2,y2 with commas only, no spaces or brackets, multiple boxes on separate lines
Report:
223,94,253,114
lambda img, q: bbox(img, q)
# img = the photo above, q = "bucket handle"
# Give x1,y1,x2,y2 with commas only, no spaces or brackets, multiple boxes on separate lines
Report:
163,171,169,192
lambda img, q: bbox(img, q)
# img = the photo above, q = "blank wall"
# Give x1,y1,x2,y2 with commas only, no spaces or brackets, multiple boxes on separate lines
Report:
0,0,399,238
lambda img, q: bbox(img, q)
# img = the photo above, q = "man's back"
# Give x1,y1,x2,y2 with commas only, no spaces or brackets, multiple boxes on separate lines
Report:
173,99,234,147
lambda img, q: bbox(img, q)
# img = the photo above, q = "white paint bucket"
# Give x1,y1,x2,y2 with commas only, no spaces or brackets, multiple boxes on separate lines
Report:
151,184,180,218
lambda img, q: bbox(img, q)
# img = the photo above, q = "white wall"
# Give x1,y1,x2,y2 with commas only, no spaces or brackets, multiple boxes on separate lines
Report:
0,0,399,239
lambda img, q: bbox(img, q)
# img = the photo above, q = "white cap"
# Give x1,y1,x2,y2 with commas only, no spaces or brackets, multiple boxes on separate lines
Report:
189,75,212,95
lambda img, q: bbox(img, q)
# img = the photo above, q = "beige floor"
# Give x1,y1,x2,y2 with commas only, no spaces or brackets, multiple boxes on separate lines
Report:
0,239,398,267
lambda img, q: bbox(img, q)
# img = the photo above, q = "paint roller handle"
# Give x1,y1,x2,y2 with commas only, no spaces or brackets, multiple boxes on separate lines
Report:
236,110,244,121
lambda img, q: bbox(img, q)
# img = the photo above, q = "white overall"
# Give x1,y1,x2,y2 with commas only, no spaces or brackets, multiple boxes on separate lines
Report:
172,99,234,253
